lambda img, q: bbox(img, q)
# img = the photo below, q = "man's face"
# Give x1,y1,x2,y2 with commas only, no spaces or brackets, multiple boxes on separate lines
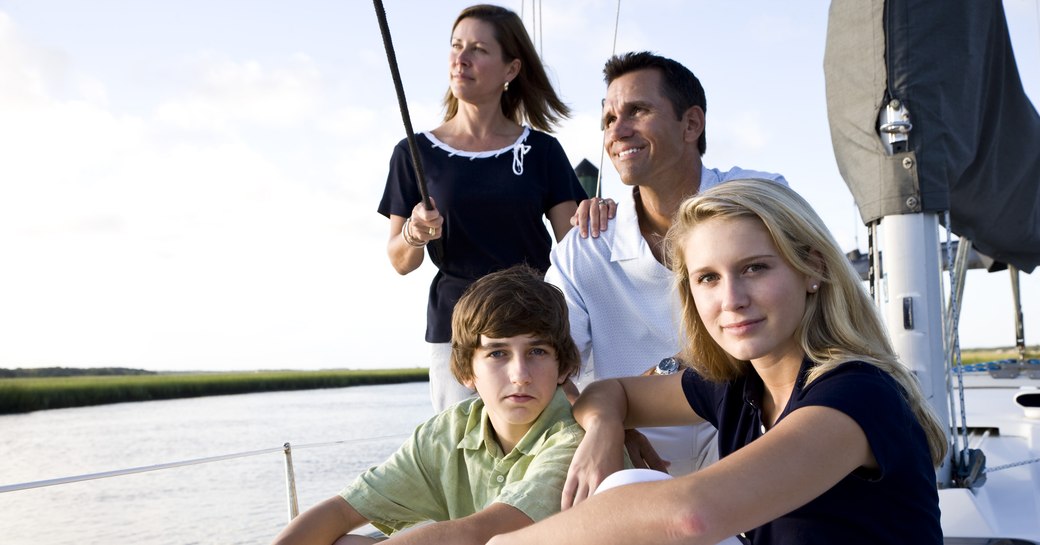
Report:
601,69,700,187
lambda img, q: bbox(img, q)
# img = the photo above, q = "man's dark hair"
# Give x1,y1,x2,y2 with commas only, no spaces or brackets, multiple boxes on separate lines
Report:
604,51,707,156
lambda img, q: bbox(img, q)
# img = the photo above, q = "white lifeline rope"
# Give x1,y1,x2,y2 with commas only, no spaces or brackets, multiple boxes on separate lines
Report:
986,456,1040,474
968,430,1040,474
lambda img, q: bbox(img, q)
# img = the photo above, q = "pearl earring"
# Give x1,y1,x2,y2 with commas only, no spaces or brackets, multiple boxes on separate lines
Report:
811,283,819,292
504,81,510,91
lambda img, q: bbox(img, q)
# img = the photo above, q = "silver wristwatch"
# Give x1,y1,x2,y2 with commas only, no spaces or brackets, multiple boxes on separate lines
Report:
653,357,682,375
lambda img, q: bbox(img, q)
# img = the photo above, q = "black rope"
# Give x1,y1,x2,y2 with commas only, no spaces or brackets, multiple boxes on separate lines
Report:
372,0,432,211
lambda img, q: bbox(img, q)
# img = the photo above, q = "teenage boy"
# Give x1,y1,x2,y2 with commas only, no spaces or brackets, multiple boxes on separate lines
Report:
271,265,583,545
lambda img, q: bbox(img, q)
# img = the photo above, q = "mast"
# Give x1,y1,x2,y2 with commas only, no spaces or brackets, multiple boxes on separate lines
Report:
873,96,953,484
873,215,951,484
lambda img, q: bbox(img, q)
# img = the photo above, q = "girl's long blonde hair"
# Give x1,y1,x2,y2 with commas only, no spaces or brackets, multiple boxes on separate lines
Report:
665,180,947,466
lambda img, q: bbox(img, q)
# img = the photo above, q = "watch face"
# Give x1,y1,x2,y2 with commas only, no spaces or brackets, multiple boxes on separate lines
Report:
655,357,680,375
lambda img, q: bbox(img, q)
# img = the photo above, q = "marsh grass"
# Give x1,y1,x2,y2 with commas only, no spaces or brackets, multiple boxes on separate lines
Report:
0,368,428,414
4,346,1036,414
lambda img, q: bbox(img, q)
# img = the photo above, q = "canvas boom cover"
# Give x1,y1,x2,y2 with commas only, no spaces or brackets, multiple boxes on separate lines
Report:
824,0,1040,272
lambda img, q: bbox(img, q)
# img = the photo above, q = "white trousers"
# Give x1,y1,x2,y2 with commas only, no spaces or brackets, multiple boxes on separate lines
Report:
428,342,476,412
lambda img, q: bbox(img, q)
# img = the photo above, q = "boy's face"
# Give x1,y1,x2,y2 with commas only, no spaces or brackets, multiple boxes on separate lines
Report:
464,333,566,452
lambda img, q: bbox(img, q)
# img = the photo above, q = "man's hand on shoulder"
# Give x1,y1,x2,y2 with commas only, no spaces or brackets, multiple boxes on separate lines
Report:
569,197,617,238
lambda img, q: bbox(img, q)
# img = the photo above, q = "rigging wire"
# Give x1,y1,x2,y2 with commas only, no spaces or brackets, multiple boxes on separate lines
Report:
520,0,620,200
942,211,970,470
539,0,544,58
520,0,543,58
594,0,624,199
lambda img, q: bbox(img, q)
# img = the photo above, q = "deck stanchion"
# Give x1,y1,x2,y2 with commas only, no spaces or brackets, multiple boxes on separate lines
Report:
284,442,300,521
1010,265,1026,364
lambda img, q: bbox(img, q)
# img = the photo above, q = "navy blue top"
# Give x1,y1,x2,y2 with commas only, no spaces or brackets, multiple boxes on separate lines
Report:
681,359,942,545
378,129,586,342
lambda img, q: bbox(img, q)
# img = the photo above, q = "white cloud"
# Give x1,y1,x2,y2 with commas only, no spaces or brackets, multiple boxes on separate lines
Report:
0,13,52,104
0,2,1036,371
712,110,769,156
154,52,323,131
0,11,436,370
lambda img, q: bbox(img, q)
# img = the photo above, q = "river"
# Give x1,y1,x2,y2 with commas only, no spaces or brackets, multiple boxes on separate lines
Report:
0,381,433,545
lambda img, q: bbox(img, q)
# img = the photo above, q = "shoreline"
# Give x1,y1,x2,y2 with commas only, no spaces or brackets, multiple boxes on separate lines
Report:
0,368,429,414
3,345,1036,415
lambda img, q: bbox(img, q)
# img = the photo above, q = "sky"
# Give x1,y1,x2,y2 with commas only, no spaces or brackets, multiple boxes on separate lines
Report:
0,1,1037,372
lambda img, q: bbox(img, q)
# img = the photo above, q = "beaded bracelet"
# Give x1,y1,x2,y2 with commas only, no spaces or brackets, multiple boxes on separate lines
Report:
401,217,428,247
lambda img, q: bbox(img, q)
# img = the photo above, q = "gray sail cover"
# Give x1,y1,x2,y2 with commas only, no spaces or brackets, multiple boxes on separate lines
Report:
824,0,1040,273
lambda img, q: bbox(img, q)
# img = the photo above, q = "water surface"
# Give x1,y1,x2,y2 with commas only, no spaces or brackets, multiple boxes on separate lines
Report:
0,382,432,545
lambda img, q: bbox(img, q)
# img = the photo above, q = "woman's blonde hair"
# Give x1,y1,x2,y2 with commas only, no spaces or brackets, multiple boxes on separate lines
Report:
443,4,570,132
665,180,947,466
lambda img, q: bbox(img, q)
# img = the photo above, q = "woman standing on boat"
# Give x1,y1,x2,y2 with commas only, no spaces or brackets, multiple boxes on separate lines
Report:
488,180,947,545
379,4,584,412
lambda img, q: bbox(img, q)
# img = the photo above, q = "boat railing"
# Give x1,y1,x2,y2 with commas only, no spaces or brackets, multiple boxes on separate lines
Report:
961,359,1040,379
0,434,410,523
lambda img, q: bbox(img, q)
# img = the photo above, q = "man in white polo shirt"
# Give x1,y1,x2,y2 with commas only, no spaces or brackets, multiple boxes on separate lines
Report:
547,51,787,476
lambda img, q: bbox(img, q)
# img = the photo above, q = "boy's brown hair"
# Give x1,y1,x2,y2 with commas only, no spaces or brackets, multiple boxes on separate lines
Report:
450,265,580,384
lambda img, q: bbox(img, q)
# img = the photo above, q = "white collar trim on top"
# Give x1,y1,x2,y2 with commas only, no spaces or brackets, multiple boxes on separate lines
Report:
423,127,533,175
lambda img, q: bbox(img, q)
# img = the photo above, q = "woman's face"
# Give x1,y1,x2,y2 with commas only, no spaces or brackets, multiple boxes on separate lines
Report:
449,17,519,104
682,216,814,370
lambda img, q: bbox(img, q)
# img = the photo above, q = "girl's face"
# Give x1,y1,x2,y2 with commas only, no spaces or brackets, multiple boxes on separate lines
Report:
683,216,815,370
448,18,519,104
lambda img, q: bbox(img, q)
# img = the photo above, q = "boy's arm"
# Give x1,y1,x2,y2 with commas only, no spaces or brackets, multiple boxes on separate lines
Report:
271,496,369,545
381,502,532,545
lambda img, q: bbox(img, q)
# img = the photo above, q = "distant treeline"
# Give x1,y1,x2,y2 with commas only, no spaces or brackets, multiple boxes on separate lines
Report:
0,367,157,378
0,368,429,414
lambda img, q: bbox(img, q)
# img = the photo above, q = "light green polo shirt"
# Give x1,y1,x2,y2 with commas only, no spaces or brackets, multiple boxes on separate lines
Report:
341,387,583,535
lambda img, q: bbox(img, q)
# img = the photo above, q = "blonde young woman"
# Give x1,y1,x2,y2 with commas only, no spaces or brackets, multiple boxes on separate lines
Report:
489,180,946,545
378,5,585,412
